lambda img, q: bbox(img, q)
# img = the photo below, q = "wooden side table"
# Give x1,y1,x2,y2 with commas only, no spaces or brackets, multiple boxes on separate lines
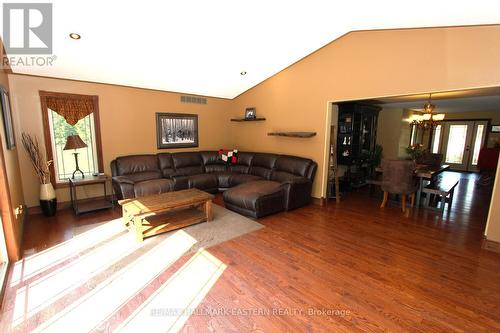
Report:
69,175,114,215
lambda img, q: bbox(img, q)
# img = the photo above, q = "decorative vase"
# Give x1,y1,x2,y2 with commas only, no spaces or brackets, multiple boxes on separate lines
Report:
40,183,57,217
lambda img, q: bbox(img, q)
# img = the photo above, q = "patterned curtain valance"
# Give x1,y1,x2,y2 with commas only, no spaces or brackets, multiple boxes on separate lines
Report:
45,95,95,126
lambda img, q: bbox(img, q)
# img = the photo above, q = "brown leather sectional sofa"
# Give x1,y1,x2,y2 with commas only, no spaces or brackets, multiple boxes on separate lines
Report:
111,151,317,218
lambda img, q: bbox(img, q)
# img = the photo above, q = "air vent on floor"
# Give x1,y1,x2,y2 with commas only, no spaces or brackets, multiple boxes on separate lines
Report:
180,95,207,105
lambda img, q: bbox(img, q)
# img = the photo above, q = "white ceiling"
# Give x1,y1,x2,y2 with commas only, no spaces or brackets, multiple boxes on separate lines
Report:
2,0,500,98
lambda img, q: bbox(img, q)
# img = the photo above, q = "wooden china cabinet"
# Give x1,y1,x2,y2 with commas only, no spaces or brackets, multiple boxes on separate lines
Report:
336,102,381,191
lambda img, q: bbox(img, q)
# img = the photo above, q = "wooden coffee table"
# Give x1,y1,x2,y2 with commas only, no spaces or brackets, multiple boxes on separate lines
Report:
118,189,214,242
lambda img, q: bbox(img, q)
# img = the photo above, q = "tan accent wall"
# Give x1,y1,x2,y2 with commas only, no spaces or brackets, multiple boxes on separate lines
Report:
376,108,404,160
8,75,233,207
230,25,500,197
0,48,25,258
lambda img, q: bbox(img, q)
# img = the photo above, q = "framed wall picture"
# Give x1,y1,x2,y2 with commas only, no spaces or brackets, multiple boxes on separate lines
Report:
156,113,199,149
0,87,15,149
245,107,256,119
491,125,500,133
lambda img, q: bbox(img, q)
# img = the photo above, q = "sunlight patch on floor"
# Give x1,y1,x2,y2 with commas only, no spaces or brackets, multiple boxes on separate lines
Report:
117,248,226,333
11,231,143,327
32,230,197,333
10,218,126,287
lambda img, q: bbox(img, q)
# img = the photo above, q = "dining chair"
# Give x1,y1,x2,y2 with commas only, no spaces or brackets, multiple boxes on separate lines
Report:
380,159,418,212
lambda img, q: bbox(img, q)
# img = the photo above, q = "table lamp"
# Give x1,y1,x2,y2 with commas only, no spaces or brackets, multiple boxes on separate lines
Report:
63,134,88,179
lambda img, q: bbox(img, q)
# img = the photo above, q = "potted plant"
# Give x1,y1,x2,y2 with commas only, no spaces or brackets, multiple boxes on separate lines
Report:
406,143,427,162
21,133,57,217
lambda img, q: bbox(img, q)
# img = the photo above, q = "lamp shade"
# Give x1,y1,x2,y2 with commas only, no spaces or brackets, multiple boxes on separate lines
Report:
63,134,88,150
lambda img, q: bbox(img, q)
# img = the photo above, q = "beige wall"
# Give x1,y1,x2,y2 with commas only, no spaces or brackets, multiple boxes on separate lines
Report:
231,25,500,197
376,108,404,160
0,58,25,250
8,75,233,207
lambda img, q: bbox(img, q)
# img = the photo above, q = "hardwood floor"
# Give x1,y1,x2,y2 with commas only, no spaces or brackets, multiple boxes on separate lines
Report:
3,171,500,332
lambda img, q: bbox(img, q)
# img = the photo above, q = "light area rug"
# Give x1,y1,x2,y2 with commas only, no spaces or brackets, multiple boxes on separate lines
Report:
73,204,264,254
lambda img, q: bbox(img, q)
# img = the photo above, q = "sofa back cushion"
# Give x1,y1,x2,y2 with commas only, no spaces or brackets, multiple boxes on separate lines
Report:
157,153,176,178
229,152,254,174
249,153,278,179
200,151,227,173
115,155,162,182
171,152,204,176
272,155,313,182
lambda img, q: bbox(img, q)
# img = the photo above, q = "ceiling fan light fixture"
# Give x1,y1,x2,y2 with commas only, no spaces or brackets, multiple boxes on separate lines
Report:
432,113,445,121
410,93,444,129
423,102,435,113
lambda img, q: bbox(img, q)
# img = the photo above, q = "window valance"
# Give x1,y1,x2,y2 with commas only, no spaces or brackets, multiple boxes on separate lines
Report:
45,94,95,126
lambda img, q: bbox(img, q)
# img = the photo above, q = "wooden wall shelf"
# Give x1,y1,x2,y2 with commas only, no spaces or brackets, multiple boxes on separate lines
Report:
230,118,266,122
267,132,317,138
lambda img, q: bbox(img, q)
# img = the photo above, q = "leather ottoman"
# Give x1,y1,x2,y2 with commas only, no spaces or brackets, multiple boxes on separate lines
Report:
223,180,284,218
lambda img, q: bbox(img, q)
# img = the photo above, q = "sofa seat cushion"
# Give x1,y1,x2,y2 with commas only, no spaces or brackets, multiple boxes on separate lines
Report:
223,180,284,218
216,172,233,188
229,173,263,187
188,173,218,190
215,172,262,188
134,179,174,198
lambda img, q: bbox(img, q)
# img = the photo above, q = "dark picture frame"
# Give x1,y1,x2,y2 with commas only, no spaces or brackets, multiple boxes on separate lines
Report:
156,113,199,149
245,107,256,119
491,125,500,133
0,87,15,149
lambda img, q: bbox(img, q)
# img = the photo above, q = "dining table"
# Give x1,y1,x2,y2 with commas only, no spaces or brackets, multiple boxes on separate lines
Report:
375,164,450,207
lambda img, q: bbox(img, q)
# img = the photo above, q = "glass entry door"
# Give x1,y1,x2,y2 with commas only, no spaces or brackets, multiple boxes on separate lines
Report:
438,120,488,171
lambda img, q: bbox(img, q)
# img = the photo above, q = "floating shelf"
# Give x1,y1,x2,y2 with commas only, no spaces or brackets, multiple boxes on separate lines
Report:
267,132,317,138
230,118,266,122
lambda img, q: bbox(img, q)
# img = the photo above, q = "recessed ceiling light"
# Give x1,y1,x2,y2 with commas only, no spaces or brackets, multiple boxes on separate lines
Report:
240,71,247,76
69,33,81,40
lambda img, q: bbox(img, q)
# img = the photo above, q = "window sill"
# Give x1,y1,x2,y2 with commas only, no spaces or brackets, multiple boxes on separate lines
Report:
54,181,70,189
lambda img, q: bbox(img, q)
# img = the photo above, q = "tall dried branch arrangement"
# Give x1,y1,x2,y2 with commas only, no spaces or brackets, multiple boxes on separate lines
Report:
21,133,52,184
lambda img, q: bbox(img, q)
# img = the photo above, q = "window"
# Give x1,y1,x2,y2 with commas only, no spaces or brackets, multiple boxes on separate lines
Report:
48,110,99,181
431,125,441,154
471,124,485,166
410,125,417,145
40,92,103,186
445,124,468,164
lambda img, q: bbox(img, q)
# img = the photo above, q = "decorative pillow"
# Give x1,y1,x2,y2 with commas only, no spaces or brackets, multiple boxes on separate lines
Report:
218,149,239,164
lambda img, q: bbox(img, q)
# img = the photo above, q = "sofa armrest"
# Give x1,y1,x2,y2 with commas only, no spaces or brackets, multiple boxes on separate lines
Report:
280,178,312,211
112,176,135,200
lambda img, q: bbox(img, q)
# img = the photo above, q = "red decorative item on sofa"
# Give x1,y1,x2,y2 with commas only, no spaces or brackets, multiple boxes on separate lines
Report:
218,149,238,164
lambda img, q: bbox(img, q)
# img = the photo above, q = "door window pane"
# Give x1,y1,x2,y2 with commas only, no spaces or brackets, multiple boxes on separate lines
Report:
410,125,417,145
432,125,441,154
471,124,485,166
48,110,98,182
445,125,468,164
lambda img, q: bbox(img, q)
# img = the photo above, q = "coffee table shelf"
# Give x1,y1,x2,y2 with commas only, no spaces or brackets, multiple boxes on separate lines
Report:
141,208,207,238
119,189,214,242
